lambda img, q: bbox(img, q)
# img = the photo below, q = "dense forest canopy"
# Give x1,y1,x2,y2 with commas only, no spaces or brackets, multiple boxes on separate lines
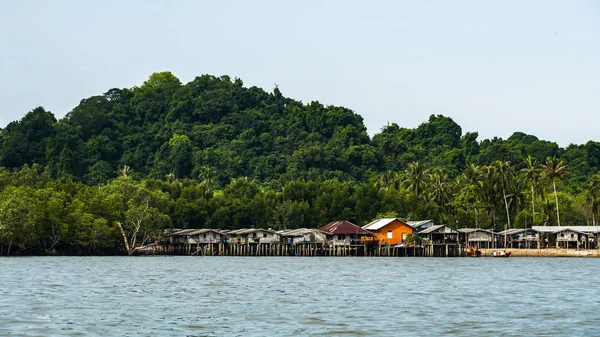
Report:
1,72,599,255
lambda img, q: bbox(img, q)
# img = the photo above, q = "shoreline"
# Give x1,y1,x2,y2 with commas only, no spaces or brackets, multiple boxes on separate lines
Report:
479,248,600,258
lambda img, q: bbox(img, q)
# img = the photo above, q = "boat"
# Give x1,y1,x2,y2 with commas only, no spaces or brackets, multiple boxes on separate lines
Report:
467,246,481,257
492,250,511,257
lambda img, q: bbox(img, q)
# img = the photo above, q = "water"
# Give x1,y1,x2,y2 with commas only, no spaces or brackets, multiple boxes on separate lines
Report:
1,256,598,336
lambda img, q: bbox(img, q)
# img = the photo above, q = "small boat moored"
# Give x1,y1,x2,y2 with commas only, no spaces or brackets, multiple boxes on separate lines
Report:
492,250,511,257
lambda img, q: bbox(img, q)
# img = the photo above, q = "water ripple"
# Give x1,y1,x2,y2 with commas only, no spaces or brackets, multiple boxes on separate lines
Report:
1,256,599,336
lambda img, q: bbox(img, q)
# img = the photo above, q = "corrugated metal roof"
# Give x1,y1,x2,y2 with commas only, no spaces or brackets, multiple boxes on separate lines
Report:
279,228,332,236
362,218,399,231
532,226,600,233
169,229,197,236
186,228,228,236
456,228,495,234
406,220,435,228
418,224,458,234
227,228,278,235
169,228,229,236
498,228,537,235
320,220,372,235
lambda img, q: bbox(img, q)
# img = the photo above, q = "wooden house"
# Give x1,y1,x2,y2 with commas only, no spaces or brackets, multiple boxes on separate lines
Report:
186,229,229,244
362,218,414,246
226,228,280,244
320,220,374,246
499,228,539,248
457,228,497,249
278,228,331,244
168,229,199,244
533,226,599,249
406,220,437,232
418,225,459,245
553,228,589,249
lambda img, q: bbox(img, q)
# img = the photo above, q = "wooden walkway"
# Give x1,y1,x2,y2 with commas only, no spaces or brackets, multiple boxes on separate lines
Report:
141,242,463,257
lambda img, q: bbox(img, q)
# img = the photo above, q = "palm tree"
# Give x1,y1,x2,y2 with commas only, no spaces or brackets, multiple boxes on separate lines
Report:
521,156,541,225
458,164,483,228
585,173,600,227
377,170,401,192
402,162,429,200
493,161,513,247
541,157,567,226
197,165,217,191
479,165,500,230
429,168,451,222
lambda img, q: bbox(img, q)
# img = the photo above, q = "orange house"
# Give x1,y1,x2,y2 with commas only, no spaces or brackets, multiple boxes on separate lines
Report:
362,218,414,245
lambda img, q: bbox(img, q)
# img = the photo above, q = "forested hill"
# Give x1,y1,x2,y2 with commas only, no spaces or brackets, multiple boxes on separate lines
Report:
1,72,600,255
2,72,599,188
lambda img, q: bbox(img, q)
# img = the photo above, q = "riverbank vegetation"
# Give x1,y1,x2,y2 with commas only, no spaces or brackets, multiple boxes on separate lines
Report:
1,72,599,255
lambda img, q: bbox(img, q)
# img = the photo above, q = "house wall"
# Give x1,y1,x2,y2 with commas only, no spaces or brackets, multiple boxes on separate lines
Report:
467,232,493,242
195,232,224,244
555,230,582,242
245,231,280,244
370,220,414,245
285,232,329,244
331,234,356,246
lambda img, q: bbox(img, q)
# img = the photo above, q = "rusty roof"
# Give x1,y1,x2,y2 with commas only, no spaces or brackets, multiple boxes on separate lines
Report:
320,220,373,236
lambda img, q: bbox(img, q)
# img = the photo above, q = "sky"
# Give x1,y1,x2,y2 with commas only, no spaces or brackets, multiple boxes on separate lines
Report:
0,0,599,146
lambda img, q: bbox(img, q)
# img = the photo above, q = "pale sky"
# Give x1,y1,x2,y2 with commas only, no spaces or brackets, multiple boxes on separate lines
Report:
1,0,599,146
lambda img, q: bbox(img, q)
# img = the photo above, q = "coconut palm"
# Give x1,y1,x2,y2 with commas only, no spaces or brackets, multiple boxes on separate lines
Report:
541,157,567,226
429,168,451,222
521,156,542,225
458,164,484,228
377,170,401,192
402,162,429,200
585,173,600,227
479,165,500,230
493,160,514,247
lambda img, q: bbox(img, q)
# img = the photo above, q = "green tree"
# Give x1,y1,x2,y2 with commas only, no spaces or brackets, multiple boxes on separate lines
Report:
102,177,171,255
403,162,429,199
585,173,600,227
521,156,542,226
541,157,568,226
493,161,514,245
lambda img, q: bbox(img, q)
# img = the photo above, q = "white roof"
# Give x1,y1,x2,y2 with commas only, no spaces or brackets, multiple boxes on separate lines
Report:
532,226,600,234
406,220,434,228
456,228,495,234
419,225,458,234
362,218,399,231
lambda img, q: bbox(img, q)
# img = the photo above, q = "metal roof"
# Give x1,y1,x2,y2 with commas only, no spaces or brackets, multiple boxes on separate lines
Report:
362,218,400,231
227,228,278,235
532,226,600,234
456,228,495,234
186,228,228,236
170,228,228,236
406,220,435,228
169,229,198,236
498,228,538,235
279,228,332,236
320,220,373,236
418,224,458,234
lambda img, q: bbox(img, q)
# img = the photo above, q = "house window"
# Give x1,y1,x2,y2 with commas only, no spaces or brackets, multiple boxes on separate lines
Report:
339,234,346,240
561,233,564,237
387,230,393,239
263,233,267,238
253,233,257,238
203,234,207,238
571,234,575,239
